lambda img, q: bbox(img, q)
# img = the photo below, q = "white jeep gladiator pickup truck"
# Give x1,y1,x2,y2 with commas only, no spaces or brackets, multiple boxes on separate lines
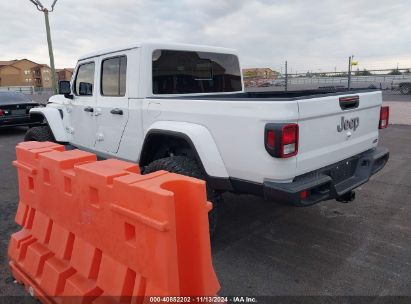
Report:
26,42,390,235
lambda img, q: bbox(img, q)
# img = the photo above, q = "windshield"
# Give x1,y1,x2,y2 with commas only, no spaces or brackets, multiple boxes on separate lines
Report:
0,92,31,103
152,50,242,94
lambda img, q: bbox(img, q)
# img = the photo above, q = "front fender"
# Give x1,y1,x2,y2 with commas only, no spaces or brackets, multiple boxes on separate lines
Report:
145,121,229,178
30,107,68,142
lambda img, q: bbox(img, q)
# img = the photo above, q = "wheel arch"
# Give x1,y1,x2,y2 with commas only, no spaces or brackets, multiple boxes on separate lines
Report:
140,122,231,190
29,107,68,142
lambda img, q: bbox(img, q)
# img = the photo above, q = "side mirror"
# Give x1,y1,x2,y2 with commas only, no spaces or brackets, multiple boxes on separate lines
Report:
79,82,93,96
58,80,71,95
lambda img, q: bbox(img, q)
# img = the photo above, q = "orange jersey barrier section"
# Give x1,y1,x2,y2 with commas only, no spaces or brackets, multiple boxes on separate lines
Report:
8,141,220,303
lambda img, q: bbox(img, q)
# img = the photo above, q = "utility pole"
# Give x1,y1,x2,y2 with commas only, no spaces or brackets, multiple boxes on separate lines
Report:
348,55,354,91
29,0,58,94
285,61,288,92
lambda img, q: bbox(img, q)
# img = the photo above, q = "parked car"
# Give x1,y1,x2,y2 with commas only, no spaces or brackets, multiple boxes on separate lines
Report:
274,80,286,86
25,42,389,235
391,79,411,94
0,92,42,128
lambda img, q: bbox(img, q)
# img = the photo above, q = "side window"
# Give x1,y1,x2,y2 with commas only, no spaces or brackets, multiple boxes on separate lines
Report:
101,56,127,96
74,62,95,96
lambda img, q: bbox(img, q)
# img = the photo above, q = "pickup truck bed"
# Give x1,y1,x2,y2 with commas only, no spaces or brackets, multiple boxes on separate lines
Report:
160,88,378,100
150,88,389,205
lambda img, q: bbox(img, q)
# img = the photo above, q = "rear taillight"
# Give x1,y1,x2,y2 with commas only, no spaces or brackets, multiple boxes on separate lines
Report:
265,123,299,158
379,106,389,129
281,124,299,157
0,109,4,116
300,190,309,200
266,130,275,150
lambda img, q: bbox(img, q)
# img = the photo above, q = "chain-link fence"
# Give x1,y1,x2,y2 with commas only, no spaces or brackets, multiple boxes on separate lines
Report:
246,73,411,91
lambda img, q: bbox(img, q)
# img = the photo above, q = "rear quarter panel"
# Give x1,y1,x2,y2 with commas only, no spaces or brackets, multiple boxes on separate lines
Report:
143,98,299,183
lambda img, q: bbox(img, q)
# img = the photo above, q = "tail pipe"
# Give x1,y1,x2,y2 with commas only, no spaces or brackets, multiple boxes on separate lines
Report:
336,191,356,203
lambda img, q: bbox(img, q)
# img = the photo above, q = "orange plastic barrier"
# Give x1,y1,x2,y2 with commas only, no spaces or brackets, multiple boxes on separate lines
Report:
8,141,220,303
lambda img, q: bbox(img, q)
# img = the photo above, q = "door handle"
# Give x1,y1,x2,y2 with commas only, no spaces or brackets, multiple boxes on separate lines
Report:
110,108,123,115
84,106,94,113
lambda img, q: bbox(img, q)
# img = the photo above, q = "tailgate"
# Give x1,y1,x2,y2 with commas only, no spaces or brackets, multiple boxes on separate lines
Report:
296,91,382,176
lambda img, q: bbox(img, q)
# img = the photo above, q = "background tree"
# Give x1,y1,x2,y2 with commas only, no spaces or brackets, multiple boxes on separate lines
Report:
355,69,372,76
388,69,402,75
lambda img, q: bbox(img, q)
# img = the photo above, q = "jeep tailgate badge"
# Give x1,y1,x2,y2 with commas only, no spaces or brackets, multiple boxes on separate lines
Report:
337,117,360,132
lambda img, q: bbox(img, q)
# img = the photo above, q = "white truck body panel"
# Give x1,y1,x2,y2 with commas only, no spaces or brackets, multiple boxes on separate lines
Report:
143,98,299,183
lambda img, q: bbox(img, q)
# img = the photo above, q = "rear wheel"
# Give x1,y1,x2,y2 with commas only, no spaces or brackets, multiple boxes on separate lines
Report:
143,156,220,237
24,126,55,142
400,84,411,95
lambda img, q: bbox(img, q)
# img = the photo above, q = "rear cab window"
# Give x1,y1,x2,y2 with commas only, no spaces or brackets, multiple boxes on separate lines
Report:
152,50,242,94
74,62,95,96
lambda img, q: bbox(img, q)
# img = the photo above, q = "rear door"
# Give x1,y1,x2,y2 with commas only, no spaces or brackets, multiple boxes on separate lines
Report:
296,91,382,175
94,52,129,155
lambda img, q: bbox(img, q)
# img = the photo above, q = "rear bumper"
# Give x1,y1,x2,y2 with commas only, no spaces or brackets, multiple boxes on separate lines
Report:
262,147,389,206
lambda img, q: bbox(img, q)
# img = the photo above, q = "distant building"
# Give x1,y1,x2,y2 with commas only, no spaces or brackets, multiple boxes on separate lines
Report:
0,59,53,88
242,68,280,87
242,68,280,79
56,68,74,82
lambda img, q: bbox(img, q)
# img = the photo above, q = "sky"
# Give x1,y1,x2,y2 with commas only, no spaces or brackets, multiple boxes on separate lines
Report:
1,0,411,73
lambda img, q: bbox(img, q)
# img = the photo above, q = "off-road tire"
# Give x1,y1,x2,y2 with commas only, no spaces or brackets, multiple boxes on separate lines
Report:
143,156,220,237
24,126,55,142
400,84,411,95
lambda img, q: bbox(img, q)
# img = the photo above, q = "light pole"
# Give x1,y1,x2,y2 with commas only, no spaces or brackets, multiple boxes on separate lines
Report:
285,61,288,92
29,0,58,94
348,55,354,91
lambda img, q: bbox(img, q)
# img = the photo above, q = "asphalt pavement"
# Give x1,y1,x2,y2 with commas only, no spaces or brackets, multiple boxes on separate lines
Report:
214,125,411,297
0,125,410,301
382,91,411,102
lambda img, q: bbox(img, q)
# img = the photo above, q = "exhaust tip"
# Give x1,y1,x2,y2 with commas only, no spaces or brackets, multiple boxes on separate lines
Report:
336,191,356,203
